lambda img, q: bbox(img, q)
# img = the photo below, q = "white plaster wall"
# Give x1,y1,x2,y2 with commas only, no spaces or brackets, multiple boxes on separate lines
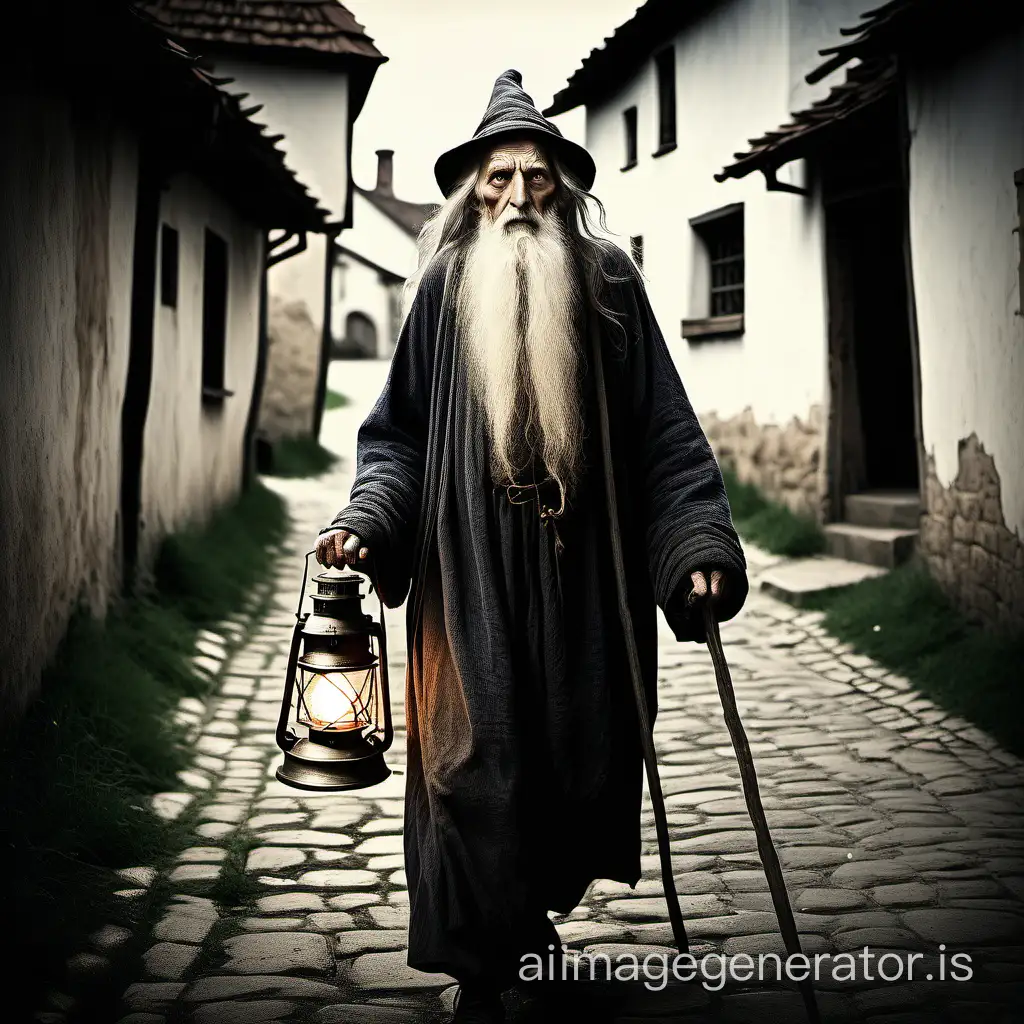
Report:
267,232,328,333
332,256,392,356
907,27,1024,535
344,191,419,278
0,91,137,717
260,232,328,440
211,58,344,440
583,0,829,426
141,172,263,561
210,58,351,223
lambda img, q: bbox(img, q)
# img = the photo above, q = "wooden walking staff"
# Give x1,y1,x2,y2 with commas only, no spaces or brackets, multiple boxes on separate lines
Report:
589,308,821,1024
690,581,822,1024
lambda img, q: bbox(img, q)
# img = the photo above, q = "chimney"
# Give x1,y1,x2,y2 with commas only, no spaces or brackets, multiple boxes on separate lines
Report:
375,149,394,196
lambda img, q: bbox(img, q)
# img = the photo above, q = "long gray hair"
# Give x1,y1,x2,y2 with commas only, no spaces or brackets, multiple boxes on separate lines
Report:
401,152,629,336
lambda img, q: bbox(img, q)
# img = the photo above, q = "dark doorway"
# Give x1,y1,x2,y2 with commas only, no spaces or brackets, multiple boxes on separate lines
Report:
335,310,378,359
822,93,919,510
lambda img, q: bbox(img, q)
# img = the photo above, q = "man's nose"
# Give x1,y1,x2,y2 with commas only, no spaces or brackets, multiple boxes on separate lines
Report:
508,171,527,209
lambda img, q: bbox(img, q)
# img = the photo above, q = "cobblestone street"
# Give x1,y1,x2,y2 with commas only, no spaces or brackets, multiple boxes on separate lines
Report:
114,361,1024,1024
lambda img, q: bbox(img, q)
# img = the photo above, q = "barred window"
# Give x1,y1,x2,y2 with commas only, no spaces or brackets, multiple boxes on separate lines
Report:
694,205,744,316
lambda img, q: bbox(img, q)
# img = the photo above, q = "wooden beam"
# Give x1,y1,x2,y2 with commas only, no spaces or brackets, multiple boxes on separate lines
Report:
681,314,744,341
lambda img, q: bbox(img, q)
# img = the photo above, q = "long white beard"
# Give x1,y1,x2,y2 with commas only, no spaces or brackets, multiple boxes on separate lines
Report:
456,208,583,497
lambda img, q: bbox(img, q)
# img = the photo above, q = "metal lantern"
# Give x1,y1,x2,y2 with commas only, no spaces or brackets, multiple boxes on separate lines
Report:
274,554,393,791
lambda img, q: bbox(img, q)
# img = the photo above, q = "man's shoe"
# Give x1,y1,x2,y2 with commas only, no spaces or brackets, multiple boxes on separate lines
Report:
448,983,506,1023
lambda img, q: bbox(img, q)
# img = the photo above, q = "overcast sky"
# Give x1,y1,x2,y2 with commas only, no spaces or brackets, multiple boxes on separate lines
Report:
344,0,643,203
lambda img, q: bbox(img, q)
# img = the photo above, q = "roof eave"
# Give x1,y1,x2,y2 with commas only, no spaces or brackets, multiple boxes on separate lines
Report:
177,34,387,72
544,0,720,116
355,187,437,239
123,7,330,231
715,60,896,185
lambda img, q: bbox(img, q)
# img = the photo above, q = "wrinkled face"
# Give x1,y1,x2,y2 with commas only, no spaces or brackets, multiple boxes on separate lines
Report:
475,139,557,228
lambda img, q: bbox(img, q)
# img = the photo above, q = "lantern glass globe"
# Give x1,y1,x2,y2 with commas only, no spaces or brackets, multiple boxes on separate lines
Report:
301,671,368,731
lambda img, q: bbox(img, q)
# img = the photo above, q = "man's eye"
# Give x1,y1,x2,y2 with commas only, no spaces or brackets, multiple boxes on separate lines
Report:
491,172,509,184
531,172,548,182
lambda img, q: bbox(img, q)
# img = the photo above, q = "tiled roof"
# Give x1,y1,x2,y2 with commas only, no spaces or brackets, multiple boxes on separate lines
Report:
544,0,720,117
805,0,919,84
715,0,1019,183
805,0,1021,82
715,56,896,182
134,0,384,63
358,187,439,239
126,3,329,229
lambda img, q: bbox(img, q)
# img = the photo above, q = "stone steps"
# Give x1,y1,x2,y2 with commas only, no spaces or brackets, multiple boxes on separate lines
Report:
819,491,922,570
843,490,921,530
824,522,918,569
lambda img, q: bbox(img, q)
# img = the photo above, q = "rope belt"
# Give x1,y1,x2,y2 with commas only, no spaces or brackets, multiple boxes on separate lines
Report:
506,474,566,557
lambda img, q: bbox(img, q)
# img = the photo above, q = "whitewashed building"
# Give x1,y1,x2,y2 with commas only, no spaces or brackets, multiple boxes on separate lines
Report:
0,0,326,719
331,150,438,359
548,0,1023,629
139,0,387,440
716,0,1024,630
546,0,873,526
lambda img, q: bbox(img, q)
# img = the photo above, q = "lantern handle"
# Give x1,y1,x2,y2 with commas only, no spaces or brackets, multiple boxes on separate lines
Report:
361,566,391,749
295,549,317,620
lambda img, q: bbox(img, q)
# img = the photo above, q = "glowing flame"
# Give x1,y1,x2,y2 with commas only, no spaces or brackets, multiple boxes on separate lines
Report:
301,671,369,731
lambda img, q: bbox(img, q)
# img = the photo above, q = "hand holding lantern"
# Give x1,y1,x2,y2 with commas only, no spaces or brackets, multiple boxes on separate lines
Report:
316,528,370,571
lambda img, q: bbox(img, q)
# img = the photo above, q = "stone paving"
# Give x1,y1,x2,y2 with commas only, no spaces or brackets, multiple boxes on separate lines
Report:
105,361,1024,1024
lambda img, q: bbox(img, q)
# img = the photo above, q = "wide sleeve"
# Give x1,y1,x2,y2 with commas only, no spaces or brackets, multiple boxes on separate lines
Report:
320,262,444,608
619,263,749,643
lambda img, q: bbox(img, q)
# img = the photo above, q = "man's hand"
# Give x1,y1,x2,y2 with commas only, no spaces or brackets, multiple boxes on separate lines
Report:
316,528,370,571
689,569,727,607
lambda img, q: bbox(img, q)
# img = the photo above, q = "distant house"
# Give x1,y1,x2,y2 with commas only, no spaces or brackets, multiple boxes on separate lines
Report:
0,0,327,719
716,0,1024,630
137,0,387,440
331,150,439,359
546,0,875,530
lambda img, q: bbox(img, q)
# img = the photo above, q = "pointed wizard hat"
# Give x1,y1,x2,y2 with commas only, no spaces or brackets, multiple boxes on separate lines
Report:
433,69,597,199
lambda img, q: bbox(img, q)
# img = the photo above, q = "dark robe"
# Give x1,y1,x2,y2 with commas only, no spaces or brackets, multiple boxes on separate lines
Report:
325,244,748,988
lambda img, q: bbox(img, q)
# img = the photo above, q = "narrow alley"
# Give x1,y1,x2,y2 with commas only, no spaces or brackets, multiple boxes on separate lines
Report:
112,360,1024,1024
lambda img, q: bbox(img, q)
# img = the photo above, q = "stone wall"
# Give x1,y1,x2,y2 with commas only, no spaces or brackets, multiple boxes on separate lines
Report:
258,295,320,442
918,434,1024,631
701,405,825,519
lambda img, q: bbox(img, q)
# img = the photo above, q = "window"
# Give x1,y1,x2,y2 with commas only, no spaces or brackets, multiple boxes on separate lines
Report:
622,106,638,171
201,228,230,401
654,47,677,154
682,204,745,341
630,235,644,270
160,224,179,308
706,213,744,317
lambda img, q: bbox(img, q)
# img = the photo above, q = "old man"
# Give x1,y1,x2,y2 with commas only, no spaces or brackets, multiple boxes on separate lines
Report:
316,70,748,1022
